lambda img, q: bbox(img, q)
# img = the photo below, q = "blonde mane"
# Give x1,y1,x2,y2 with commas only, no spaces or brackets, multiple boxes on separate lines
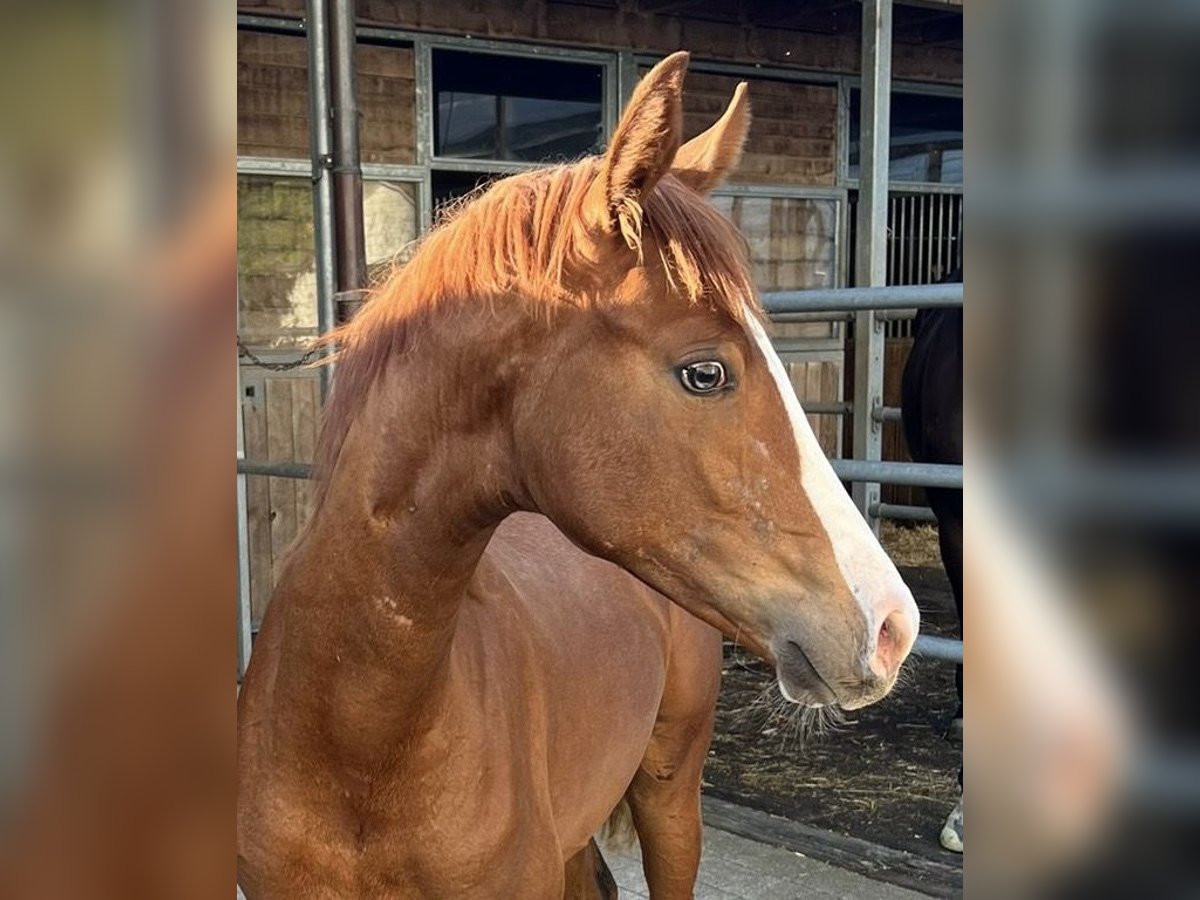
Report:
310,159,758,494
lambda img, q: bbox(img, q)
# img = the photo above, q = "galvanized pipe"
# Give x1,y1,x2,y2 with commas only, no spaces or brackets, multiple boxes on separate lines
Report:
766,310,854,324
913,635,962,664
851,0,893,534
872,502,938,524
328,0,367,323
305,0,337,398
801,401,853,416
831,459,963,489
761,282,963,314
873,405,903,423
236,362,253,681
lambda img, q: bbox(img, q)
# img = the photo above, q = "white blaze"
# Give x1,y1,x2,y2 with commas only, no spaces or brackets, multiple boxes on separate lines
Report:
742,309,918,641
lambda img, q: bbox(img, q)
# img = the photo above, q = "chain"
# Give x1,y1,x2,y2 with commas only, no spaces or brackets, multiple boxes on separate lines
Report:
236,337,321,372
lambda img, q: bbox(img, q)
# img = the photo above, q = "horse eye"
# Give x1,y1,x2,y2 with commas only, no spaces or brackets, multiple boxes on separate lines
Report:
680,361,728,394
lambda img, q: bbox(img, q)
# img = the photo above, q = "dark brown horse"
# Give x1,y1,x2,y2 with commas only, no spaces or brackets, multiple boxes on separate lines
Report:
238,53,919,899
901,267,963,850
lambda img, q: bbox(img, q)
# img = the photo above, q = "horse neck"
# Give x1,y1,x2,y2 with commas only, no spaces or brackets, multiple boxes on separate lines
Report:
269,304,529,766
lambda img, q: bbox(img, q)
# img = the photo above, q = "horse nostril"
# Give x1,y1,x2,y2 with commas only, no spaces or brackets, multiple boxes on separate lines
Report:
870,609,914,679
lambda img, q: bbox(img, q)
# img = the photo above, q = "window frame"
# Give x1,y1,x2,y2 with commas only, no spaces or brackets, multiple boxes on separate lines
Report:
840,78,965,194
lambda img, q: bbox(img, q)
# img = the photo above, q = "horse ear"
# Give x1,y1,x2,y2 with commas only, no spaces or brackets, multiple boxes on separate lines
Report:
587,51,689,254
671,82,750,194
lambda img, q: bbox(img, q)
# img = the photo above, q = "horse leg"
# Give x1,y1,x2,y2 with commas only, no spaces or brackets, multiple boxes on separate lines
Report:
625,612,722,900
562,839,618,900
928,486,964,726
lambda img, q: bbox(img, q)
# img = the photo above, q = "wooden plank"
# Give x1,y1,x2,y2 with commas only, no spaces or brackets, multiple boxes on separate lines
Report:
291,376,319,534
240,370,273,627
265,377,298,598
820,358,842,456
701,795,963,899
804,360,824,447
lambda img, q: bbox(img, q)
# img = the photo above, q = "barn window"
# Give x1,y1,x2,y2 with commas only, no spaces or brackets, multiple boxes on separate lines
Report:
432,49,604,163
848,90,963,185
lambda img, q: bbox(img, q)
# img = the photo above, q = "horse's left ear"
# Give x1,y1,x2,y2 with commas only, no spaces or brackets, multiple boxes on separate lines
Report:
587,51,689,254
671,81,750,194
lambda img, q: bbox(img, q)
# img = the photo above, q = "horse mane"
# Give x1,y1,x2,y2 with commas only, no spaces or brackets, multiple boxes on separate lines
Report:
308,159,758,506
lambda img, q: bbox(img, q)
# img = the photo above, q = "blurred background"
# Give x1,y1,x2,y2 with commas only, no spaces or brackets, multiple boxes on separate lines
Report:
0,0,1194,897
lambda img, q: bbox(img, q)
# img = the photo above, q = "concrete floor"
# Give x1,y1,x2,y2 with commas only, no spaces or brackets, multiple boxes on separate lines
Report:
608,826,928,900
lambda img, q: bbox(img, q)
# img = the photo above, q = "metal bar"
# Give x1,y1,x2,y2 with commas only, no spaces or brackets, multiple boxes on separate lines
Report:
836,77,850,187
801,401,853,416
762,283,962,314
426,156,543,174
237,156,312,176
712,183,848,201
843,73,964,98
766,311,854,324
935,190,946,279
305,0,337,399
414,38,432,166
237,13,304,33
832,459,962,489
851,0,892,535
329,0,367,324
236,359,253,681
617,51,638,111
632,53,843,86
872,502,938,523
846,178,965,195
919,191,928,282
913,635,962,663
361,162,426,180
238,460,315,480
887,192,896,285
601,56,618,142
873,405,903,423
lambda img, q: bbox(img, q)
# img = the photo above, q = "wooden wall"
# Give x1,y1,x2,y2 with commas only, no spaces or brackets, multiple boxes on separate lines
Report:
240,369,320,626
238,31,310,159
236,0,962,84
237,31,416,162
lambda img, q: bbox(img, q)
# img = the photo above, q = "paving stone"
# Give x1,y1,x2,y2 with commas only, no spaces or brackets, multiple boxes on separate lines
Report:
610,824,928,900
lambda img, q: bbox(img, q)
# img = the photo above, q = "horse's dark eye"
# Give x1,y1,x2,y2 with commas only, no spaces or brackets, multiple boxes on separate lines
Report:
680,361,728,394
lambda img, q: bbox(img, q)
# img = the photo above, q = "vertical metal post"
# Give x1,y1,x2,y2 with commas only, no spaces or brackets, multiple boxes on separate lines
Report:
305,0,337,398
414,38,434,232
329,0,368,322
616,52,639,114
852,0,892,534
236,357,253,681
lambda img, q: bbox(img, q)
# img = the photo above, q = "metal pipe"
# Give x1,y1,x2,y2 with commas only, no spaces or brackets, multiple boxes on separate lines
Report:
305,0,337,398
328,0,367,323
851,0,893,535
831,459,962,489
873,405,903,423
761,282,962,314
236,362,253,681
913,635,962,664
801,401,853,416
767,311,854,324
238,460,315,480
872,502,938,523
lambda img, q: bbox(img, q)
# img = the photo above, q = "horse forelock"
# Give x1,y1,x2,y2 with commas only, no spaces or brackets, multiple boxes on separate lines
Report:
307,159,759,511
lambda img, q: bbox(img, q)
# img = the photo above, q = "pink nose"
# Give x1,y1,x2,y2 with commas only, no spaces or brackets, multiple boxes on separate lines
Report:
869,603,918,680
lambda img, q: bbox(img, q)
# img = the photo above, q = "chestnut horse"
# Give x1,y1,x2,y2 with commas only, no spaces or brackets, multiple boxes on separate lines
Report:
237,53,919,899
